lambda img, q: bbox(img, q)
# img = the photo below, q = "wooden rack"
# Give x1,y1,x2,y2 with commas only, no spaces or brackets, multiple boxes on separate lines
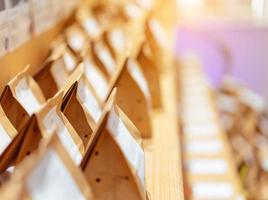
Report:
0,1,184,199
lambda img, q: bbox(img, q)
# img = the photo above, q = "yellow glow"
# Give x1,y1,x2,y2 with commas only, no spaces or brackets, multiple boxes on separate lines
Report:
178,0,204,9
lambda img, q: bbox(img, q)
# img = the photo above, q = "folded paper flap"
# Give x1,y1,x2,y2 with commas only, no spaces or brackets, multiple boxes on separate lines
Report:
82,56,109,103
82,103,146,199
11,134,94,200
93,40,117,76
76,6,103,40
8,65,31,88
37,100,85,165
62,78,96,147
61,63,84,96
108,58,152,138
64,24,88,55
81,88,117,167
115,106,142,145
0,117,18,140
106,57,128,101
0,86,30,131
75,77,102,123
36,91,64,123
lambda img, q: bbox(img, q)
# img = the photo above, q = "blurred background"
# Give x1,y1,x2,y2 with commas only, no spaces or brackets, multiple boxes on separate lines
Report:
176,1,268,199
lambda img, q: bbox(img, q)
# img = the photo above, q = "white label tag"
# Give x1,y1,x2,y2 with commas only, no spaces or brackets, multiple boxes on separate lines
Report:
127,59,151,101
50,60,70,88
192,182,234,199
0,124,11,155
125,3,143,19
184,123,219,137
77,80,102,122
95,42,116,75
68,34,85,53
107,107,145,187
187,159,228,175
83,18,100,38
149,20,167,49
43,107,82,165
109,29,126,53
84,59,109,102
64,53,76,72
26,148,86,200
15,78,42,115
186,139,223,155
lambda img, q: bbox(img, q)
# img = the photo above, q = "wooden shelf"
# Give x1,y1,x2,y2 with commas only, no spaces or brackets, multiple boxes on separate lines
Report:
0,1,184,199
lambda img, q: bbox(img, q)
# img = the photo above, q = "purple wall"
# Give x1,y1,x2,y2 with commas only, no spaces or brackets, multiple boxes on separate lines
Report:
176,21,268,100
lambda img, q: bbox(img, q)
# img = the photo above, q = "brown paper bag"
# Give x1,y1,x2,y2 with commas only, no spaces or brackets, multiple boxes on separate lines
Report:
81,54,110,103
76,6,103,40
16,91,84,166
91,39,117,78
137,43,162,108
103,25,129,62
107,58,152,138
81,93,146,200
145,18,167,63
34,45,78,99
2,134,94,200
64,24,89,57
0,66,46,131
62,64,102,147
0,106,19,173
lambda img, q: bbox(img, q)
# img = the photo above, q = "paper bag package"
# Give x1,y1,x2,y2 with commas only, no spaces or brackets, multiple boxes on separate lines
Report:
81,54,110,103
62,64,102,146
0,66,46,132
103,25,129,62
107,58,152,138
0,134,94,200
216,77,268,199
64,24,89,57
137,43,162,108
34,45,78,99
91,39,117,78
17,91,84,167
0,106,18,174
81,95,146,200
145,18,168,65
75,7,104,40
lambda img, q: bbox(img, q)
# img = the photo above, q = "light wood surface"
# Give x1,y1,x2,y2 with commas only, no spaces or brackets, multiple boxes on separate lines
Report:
144,60,184,200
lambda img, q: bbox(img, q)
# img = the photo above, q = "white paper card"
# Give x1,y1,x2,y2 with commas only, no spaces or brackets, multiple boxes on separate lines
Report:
107,107,145,187
95,42,116,75
109,29,126,53
0,124,11,155
84,59,109,102
15,78,42,115
64,53,76,72
83,18,100,38
186,139,223,155
187,159,228,175
68,34,85,53
77,80,102,122
127,59,151,101
192,182,234,199
149,20,167,49
26,148,86,200
51,60,70,88
43,107,82,165
184,123,219,137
